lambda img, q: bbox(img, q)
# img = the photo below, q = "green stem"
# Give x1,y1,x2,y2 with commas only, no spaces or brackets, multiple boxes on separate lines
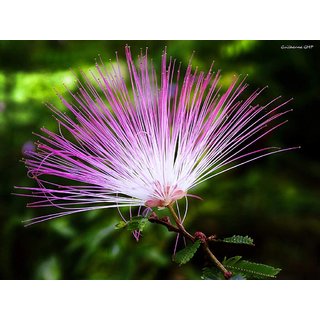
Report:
167,204,231,279
167,204,194,241
202,242,230,276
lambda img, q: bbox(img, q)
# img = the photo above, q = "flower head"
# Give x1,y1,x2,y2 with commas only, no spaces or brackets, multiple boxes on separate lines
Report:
17,46,297,225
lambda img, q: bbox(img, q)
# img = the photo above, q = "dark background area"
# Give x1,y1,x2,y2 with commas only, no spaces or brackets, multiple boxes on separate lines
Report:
0,40,319,279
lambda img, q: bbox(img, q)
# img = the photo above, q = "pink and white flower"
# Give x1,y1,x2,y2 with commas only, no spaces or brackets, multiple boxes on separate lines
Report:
17,46,297,226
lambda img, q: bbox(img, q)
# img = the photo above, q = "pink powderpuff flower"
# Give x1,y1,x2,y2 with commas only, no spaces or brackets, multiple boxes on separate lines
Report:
16,46,298,228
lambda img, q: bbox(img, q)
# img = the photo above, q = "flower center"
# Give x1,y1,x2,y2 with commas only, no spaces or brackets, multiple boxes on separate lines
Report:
145,186,186,208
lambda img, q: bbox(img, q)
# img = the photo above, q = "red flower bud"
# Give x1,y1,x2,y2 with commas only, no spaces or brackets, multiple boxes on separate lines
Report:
194,231,207,243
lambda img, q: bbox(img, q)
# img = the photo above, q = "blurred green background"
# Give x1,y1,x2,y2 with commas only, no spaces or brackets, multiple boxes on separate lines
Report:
0,40,319,280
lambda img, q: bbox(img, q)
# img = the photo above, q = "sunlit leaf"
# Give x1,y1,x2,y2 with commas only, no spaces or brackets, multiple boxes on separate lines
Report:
114,221,127,230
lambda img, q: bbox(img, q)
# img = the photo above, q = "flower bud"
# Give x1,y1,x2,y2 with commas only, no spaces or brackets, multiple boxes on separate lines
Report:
194,231,207,243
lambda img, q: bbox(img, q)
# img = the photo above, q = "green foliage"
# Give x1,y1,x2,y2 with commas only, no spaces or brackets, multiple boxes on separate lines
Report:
222,256,281,279
115,217,148,232
202,256,280,280
173,240,201,266
114,221,127,230
222,235,254,246
127,217,148,232
201,267,225,280
36,256,61,280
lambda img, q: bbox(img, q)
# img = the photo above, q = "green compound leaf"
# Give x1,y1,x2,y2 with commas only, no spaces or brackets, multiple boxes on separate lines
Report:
115,216,148,232
173,240,201,266
223,256,281,279
222,235,254,246
127,216,149,232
